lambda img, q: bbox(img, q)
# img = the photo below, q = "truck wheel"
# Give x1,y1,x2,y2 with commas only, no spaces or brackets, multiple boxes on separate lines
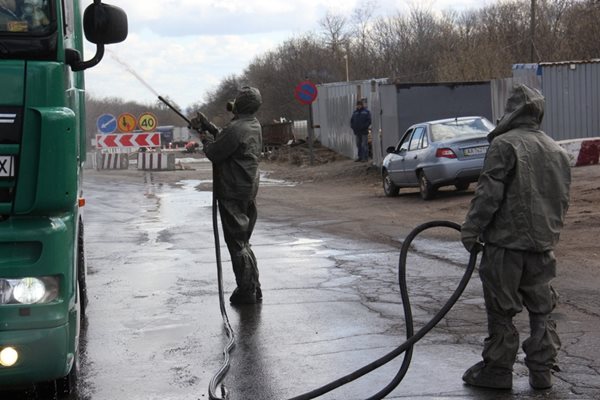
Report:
455,182,470,191
383,170,399,197
56,355,79,398
419,171,436,200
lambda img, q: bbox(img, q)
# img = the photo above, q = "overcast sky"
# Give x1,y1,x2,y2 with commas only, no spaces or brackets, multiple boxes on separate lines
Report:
84,0,490,112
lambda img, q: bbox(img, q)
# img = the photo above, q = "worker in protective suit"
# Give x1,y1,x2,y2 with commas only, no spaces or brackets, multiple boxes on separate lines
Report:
461,84,571,390
190,87,263,305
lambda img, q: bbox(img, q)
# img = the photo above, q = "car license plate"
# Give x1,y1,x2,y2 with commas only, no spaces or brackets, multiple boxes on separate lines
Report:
0,156,15,177
463,146,488,157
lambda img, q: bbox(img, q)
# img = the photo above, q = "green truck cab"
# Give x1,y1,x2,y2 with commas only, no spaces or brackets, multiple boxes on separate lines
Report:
0,0,127,395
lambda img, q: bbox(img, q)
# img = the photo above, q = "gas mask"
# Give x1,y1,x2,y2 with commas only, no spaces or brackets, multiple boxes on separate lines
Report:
226,100,235,113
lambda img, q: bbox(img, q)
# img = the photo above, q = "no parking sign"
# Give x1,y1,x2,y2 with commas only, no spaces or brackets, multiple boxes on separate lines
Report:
294,81,318,105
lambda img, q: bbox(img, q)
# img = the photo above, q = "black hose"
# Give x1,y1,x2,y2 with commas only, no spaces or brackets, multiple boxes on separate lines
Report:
287,220,480,400
206,209,479,399
208,187,235,400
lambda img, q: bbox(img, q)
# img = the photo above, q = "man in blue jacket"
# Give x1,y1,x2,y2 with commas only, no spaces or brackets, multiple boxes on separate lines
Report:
350,100,371,162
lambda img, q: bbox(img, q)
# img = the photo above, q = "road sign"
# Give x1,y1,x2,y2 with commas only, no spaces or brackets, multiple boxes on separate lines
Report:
138,112,157,132
96,132,161,153
294,81,318,105
117,113,137,133
97,113,117,134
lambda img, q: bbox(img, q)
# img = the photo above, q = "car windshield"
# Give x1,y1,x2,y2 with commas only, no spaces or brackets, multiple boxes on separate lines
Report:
0,0,52,34
430,118,494,142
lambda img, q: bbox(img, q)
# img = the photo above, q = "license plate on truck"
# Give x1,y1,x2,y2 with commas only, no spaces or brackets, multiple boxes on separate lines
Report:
0,156,14,177
463,146,488,157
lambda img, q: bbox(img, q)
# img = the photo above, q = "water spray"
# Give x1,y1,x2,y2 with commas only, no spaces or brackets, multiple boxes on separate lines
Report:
107,49,192,125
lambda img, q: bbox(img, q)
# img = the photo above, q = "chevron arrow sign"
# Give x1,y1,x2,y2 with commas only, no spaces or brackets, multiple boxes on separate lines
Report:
96,132,161,152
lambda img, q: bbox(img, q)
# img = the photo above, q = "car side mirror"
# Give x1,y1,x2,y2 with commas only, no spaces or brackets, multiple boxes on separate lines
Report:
67,2,128,71
386,146,396,154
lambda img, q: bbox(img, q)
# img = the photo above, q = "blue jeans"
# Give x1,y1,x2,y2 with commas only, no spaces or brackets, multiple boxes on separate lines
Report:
355,134,369,160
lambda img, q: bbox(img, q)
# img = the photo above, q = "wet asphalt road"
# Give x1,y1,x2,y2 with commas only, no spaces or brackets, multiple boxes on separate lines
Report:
3,163,599,399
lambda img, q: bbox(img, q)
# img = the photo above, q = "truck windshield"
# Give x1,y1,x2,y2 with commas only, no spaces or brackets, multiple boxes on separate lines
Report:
0,0,56,60
0,0,52,34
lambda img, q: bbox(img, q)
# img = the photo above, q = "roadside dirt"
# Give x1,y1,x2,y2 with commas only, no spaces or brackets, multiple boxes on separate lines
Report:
256,143,600,312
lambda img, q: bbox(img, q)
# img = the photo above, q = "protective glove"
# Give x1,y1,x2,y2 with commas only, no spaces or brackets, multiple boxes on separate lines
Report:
461,227,482,253
189,112,211,132
200,131,215,146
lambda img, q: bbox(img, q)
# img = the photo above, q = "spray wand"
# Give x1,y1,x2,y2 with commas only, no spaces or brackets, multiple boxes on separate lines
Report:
157,95,192,126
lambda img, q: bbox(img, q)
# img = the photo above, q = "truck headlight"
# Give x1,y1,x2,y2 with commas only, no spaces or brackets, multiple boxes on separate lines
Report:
0,276,60,305
0,347,18,367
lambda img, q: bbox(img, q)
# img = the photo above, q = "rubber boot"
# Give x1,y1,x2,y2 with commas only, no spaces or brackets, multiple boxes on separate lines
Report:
229,286,263,305
529,369,552,390
229,287,258,305
462,361,513,390
523,314,560,390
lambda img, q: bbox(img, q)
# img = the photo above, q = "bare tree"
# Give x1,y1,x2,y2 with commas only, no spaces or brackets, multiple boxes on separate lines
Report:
178,0,600,126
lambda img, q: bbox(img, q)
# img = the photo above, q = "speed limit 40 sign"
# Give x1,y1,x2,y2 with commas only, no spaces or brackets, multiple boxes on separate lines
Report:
138,112,157,132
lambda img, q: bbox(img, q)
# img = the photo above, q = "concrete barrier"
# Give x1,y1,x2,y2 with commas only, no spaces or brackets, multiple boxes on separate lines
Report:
137,152,175,171
95,153,129,170
83,152,97,169
557,137,600,167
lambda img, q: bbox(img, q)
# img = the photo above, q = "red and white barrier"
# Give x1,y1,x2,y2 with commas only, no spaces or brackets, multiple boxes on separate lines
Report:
95,153,129,170
557,138,600,167
137,152,175,171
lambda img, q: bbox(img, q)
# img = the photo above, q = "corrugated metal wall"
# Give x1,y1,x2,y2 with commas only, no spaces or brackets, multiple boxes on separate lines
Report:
491,66,541,123
313,61,599,164
372,85,398,167
540,61,600,140
372,82,493,168
313,80,385,160
394,82,493,138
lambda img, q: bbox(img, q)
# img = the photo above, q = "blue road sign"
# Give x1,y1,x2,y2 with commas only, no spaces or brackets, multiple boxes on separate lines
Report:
294,81,318,105
97,113,117,134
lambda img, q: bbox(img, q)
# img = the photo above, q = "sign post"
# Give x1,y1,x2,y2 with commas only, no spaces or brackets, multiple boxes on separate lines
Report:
294,80,318,166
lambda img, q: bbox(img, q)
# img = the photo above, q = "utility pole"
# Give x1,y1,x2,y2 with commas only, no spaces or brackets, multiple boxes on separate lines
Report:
530,0,536,63
343,54,349,82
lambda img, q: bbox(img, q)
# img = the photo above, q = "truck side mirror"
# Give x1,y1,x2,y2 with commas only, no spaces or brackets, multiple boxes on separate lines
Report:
83,3,128,45
67,2,128,71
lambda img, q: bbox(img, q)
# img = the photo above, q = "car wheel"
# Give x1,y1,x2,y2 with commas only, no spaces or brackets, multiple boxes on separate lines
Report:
383,170,399,197
455,182,470,191
418,171,436,200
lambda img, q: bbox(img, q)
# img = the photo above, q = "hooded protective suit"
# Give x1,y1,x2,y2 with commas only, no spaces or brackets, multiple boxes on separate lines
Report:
461,85,571,390
196,87,263,304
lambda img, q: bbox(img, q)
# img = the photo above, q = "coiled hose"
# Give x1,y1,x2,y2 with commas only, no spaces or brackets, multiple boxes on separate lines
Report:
208,217,480,400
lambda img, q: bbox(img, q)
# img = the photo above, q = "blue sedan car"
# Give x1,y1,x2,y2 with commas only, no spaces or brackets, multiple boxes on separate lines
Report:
382,116,495,200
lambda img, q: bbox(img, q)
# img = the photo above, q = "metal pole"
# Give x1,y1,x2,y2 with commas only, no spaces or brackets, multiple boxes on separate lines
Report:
344,55,349,82
307,104,315,166
530,0,536,62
